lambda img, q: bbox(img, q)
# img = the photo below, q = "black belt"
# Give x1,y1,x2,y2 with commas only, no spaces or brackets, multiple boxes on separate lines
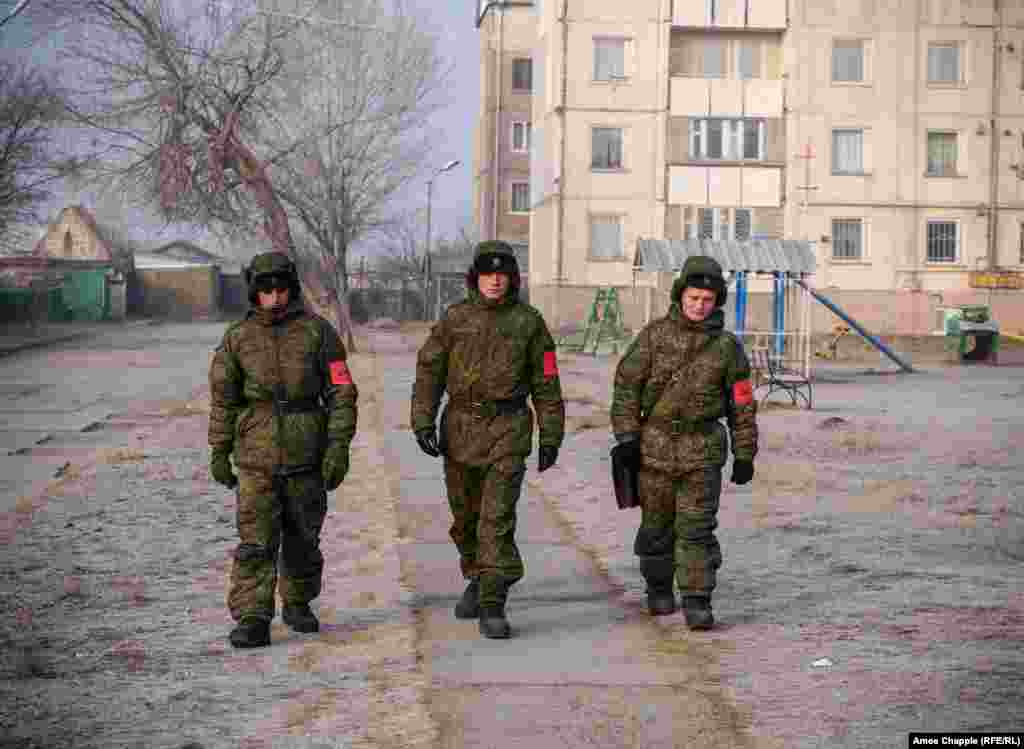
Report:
450,394,528,419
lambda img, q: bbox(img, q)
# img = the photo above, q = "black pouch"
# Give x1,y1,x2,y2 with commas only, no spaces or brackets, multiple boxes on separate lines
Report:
610,441,641,510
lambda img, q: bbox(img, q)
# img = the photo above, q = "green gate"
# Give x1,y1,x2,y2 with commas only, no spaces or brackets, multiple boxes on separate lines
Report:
61,269,110,321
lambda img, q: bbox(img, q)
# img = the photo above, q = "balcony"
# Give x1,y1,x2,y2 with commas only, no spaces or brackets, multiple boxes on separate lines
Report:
671,77,782,118
668,165,781,207
672,0,786,30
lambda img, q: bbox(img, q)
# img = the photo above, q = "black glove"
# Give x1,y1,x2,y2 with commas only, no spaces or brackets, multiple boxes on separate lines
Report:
210,448,237,488
731,459,754,485
615,436,641,465
415,428,440,458
538,445,558,473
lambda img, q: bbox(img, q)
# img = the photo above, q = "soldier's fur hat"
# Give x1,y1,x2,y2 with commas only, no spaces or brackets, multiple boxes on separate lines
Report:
245,252,301,305
466,240,521,296
672,255,727,308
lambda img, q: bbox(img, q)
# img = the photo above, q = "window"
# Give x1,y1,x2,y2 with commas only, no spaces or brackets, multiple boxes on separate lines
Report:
690,119,764,161
590,215,623,259
832,219,863,260
688,208,751,240
737,40,760,80
702,39,726,79
511,121,531,153
832,40,865,82
832,129,864,175
928,43,961,84
594,37,628,81
512,58,532,91
510,182,530,213
926,221,959,263
592,127,624,170
927,131,958,176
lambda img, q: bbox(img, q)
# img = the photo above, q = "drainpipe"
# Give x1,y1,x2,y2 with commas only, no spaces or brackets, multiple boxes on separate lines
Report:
988,1,1002,269
492,3,505,240
556,0,568,287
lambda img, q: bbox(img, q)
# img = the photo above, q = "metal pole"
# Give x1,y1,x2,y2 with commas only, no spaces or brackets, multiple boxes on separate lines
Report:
735,271,747,340
425,178,433,321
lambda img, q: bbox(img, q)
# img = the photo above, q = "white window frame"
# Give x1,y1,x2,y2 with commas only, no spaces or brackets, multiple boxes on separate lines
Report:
926,219,960,264
927,42,964,85
686,207,753,241
831,218,865,261
510,181,530,214
831,39,870,84
926,130,960,177
690,118,765,161
511,57,533,91
510,121,531,153
589,214,624,260
591,126,625,170
593,36,631,82
832,129,865,175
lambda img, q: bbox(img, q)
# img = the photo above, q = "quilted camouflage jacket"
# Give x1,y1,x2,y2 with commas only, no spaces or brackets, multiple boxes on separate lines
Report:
611,305,757,476
411,288,565,467
208,298,358,472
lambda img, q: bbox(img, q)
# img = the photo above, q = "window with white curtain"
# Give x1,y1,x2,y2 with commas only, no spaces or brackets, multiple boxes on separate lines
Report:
592,127,624,169
511,121,531,153
510,182,530,213
690,119,765,161
927,131,958,176
589,214,623,259
832,129,864,174
928,43,961,84
832,40,865,82
832,219,863,260
926,221,958,263
594,37,628,81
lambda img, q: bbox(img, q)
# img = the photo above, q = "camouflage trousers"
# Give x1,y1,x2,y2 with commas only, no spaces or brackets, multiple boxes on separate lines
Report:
444,455,526,608
228,468,327,622
634,466,723,597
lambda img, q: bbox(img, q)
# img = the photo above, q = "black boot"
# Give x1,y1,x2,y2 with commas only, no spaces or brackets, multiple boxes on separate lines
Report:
229,617,271,648
454,579,480,620
282,604,319,633
479,605,511,639
682,596,714,630
639,555,677,616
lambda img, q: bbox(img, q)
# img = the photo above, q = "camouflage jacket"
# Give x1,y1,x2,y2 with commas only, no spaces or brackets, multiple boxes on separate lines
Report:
611,306,757,476
411,289,565,466
208,298,358,472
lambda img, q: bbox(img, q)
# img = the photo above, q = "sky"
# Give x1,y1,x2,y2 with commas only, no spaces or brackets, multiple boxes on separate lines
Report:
0,0,480,261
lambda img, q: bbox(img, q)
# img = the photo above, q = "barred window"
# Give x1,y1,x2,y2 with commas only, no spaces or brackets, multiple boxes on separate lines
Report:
590,215,623,259
510,182,530,213
592,127,623,169
832,219,863,260
927,221,958,263
832,40,865,82
512,58,532,91
928,43,961,84
927,131,958,176
735,209,751,240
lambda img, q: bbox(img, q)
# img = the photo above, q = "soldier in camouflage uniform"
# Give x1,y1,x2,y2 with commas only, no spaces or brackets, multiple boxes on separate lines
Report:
208,252,358,648
411,240,565,639
611,256,757,630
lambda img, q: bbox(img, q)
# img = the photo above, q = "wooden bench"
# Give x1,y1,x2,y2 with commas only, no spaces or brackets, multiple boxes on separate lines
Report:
750,347,813,409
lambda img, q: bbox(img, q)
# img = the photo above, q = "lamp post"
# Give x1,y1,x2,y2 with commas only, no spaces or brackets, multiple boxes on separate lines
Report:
424,159,461,320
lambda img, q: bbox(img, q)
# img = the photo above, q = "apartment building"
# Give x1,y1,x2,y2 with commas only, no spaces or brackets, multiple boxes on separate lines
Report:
474,0,1024,332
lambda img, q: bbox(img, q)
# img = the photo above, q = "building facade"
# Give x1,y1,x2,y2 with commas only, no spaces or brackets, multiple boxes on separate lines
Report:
473,0,1024,334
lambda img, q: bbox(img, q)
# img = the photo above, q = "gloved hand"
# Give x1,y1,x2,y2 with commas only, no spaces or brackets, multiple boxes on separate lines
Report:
322,442,349,491
731,459,755,485
538,445,559,473
615,436,642,465
415,428,440,458
210,448,237,488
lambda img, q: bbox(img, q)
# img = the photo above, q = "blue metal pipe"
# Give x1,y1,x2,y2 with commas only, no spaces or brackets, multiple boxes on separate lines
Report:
734,271,747,337
773,272,785,356
794,278,915,373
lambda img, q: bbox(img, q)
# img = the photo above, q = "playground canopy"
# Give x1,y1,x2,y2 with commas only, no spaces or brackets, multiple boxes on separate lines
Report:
633,238,816,275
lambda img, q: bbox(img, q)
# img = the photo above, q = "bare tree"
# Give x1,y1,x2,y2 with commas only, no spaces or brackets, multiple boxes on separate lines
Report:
263,0,448,304
0,62,71,233
0,0,33,30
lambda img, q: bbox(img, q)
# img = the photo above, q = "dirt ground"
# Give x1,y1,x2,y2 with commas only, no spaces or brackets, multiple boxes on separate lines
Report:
1,322,1022,748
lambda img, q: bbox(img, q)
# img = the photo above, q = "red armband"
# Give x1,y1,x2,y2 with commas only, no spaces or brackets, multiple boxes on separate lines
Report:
329,360,353,386
543,350,559,378
732,379,753,405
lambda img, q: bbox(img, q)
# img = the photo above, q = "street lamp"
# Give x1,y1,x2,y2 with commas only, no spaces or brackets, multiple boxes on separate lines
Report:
424,159,461,320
